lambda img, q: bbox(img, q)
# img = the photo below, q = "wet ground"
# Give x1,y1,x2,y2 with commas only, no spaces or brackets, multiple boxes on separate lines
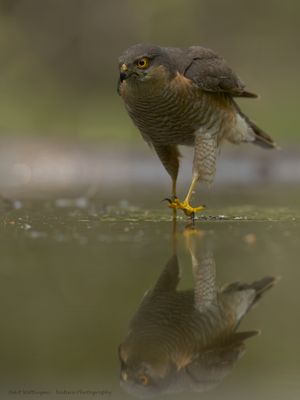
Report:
0,190,299,400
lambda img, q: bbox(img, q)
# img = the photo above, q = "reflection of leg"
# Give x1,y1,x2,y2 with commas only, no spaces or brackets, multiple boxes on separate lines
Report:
171,214,178,255
193,249,217,311
185,230,217,311
152,216,180,295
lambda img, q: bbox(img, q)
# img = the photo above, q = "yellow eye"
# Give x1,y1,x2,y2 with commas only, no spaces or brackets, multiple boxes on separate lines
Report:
136,57,149,69
139,374,149,385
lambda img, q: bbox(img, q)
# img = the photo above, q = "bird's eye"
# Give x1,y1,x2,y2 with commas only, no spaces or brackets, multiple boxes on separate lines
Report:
136,57,149,69
138,374,149,385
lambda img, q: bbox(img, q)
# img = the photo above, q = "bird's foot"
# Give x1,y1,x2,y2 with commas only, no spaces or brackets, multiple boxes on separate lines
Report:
166,197,205,217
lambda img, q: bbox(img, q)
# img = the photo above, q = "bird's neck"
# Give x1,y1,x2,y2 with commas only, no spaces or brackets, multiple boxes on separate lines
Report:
121,76,169,99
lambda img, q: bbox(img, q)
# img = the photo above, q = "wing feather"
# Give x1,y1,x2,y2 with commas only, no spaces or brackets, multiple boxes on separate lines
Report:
184,46,257,98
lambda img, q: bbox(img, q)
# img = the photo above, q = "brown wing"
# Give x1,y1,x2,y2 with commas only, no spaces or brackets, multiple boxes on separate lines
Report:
184,46,257,98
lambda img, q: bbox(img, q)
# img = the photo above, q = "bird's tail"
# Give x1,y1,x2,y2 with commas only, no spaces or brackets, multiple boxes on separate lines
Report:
247,118,278,149
234,102,278,149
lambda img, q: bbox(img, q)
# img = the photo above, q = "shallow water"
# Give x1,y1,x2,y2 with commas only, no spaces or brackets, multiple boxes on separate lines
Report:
0,194,299,399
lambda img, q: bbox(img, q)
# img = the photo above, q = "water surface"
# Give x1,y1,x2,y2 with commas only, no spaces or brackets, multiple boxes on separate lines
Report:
0,195,299,399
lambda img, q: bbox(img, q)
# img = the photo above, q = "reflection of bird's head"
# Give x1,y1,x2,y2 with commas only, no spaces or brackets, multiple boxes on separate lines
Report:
118,342,176,398
118,339,247,398
118,43,174,84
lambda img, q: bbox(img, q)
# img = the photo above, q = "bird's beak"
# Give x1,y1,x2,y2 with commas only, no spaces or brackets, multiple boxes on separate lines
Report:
121,371,128,381
120,64,129,82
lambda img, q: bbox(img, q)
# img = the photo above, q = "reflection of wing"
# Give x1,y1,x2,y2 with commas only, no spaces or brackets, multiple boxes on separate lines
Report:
184,331,258,392
128,255,181,329
152,255,180,294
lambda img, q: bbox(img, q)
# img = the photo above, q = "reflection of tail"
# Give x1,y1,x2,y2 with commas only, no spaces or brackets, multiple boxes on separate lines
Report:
222,276,279,323
244,276,278,304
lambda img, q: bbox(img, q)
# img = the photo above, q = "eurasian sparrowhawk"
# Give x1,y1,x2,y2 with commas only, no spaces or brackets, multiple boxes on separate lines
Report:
118,44,276,216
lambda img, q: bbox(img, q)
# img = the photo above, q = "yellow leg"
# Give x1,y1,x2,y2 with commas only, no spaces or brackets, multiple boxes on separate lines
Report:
167,176,205,217
183,176,197,204
171,179,177,219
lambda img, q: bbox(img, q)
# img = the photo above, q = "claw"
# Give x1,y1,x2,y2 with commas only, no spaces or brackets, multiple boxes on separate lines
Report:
166,197,205,217
162,196,178,204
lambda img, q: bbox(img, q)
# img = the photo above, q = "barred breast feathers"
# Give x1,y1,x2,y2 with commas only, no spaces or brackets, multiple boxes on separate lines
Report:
120,68,237,147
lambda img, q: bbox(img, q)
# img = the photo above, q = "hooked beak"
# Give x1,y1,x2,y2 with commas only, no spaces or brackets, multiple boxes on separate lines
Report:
120,72,128,82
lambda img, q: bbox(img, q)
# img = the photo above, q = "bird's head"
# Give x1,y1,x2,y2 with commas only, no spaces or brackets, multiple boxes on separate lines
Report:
118,44,174,86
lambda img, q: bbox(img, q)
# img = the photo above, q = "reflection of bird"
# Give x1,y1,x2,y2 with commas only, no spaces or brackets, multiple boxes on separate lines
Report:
118,44,277,216
119,235,277,397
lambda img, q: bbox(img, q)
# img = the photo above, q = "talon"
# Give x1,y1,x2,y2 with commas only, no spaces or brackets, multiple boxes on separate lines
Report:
162,197,179,207
165,197,205,216
166,198,182,210
181,201,205,216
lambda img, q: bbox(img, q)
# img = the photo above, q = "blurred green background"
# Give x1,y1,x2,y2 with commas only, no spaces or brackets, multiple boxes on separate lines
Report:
0,0,299,142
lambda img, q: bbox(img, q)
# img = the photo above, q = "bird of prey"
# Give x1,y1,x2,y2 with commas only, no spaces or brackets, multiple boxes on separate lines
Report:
118,43,277,216
118,232,278,397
